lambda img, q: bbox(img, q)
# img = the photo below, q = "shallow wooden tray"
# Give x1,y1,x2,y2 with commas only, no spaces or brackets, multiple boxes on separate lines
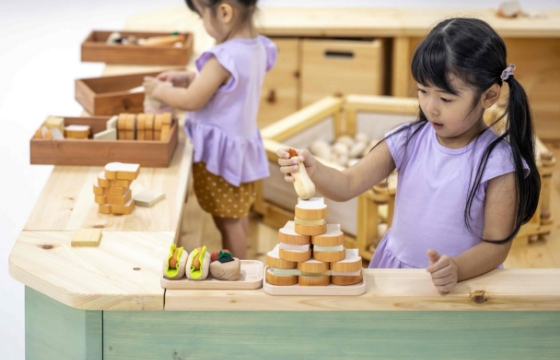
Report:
75,70,177,116
81,30,193,65
263,267,366,296
30,116,178,167
161,260,264,290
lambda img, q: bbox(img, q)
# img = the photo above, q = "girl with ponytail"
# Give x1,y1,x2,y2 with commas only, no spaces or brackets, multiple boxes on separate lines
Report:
277,17,540,294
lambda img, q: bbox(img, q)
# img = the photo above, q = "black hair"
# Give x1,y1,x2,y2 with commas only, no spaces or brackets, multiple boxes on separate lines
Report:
185,0,258,21
393,18,540,243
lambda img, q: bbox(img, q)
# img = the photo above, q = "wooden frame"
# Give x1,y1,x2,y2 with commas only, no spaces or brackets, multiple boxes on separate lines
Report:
81,30,193,65
30,116,178,167
75,70,176,116
258,95,555,260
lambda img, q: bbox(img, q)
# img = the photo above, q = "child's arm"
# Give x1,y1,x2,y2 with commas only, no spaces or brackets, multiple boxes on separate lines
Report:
142,56,230,111
426,172,516,294
277,140,396,202
156,70,197,88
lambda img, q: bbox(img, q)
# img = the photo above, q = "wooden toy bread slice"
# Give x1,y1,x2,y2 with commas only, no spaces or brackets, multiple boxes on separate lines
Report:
94,195,107,205
294,221,327,236
98,203,112,214
105,186,129,196
278,221,310,245
266,244,297,269
210,257,241,281
298,275,330,286
330,248,363,273
117,114,128,139
64,124,91,139
313,247,345,263
294,197,327,220
312,223,344,247
186,246,211,280
93,184,105,195
163,244,188,280
331,271,363,286
136,114,146,141
105,189,132,205
279,248,311,263
97,171,131,188
104,162,140,180
265,268,298,286
43,116,65,133
297,258,329,274
145,114,154,140
111,198,135,215
125,114,136,140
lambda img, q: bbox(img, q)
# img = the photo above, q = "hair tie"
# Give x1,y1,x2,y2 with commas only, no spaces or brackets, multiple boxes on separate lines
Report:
501,64,516,81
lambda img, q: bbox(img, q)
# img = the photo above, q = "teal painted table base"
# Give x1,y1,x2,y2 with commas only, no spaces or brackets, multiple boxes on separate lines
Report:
26,287,560,360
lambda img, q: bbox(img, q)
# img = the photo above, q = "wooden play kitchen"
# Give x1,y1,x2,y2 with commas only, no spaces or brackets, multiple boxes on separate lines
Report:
10,6,560,360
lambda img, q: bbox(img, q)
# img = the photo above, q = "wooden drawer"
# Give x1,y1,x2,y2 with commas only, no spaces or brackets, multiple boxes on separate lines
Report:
300,39,386,106
258,38,301,128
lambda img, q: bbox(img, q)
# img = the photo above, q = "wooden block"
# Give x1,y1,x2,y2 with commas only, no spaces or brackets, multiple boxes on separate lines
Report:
98,203,112,214
93,128,117,140
106,189,132,205
64,125,91,139
43,130,53,139
43,116,65,133
104,162,140,180
298,258,329,274
278,221,310,245
105,187,129,196
117,114,128,140
111,198,135,215
97,171,131,188
93,184,105,195
34,128,43,139
125,115,136,140
71,228,102,246
106,115,118,130
313,248,345,263
298,274,330,286
154,114,163,130
134,189,165,207
265,268,298,286
279,248,311,262
145,114,154,141
160,125,170,142
265,244,297,269
330,249,362,273
295,197,328,220
331,271,363,286
312,224,344,247
94,194,107,205
294,221,327,236
136,114,146,141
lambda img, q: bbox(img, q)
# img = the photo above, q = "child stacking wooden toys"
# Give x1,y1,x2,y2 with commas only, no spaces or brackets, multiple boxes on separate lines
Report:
265,148,363,288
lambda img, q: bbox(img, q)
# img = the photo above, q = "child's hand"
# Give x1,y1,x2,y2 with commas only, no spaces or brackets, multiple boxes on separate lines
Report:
277,148,317,183
426,249,458,295
142,76,164,98
156,70,194,88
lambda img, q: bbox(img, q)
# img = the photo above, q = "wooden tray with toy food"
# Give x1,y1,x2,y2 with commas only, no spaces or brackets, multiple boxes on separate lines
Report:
161,246,264,290
30,113,178,167
81,30,193,65
75,70,182,116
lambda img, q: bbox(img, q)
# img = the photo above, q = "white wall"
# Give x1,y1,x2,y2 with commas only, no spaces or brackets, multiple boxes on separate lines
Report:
1,1,559,358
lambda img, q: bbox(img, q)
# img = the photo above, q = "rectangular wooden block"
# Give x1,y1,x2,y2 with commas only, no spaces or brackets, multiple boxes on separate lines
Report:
105,189,132,206
81,30,193,66
71,228,102,246
93,128,117,140
30,116,179,167
104,163,140,180
134,190,165,207
111,199,135,215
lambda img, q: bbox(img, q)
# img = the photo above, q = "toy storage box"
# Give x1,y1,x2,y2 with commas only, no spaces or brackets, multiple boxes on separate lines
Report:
257,95,555,261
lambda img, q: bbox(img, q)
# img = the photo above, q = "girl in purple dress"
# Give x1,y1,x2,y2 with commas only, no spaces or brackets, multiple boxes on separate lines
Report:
277,18,540,294
144,0,276,259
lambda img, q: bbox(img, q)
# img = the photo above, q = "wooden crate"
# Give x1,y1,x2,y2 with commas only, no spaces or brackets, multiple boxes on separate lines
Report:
300,39,386,106
75,71,173,116
30,116,178,167
81,30,193,65
258,95,555,261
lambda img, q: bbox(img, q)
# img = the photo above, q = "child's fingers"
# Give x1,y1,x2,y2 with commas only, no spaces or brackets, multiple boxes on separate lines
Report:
284,174,295,183
276,147,290,159
430,271,454,286
426,259,447,274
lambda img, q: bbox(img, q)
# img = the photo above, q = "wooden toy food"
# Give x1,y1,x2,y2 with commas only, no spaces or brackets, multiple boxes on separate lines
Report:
288,148,315,200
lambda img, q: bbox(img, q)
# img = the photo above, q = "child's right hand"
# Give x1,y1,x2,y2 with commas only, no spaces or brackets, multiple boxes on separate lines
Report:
156,70,194,88
277,148,317,183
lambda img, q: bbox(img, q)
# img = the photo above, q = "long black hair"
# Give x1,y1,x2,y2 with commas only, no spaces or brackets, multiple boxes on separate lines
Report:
397,18,540,243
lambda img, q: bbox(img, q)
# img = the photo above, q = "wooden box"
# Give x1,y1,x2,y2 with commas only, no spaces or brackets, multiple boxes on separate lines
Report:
257,95,555,261
30,116,178,167
81,30,193,65
75,71,170,116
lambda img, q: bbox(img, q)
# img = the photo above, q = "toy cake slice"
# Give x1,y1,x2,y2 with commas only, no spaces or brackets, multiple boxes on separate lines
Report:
294,197,328,220
278,221,312,262
266,268,298,286
312,223,345,262
266,244,297,269
297,257,330,286
330,248,363,286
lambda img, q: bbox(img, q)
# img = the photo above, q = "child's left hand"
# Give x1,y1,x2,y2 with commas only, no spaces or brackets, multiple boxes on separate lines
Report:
143,76,163,98
426,249,458,294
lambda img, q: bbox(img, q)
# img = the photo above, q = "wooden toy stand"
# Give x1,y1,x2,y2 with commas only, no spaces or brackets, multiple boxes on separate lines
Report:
161,260,264,290
81,30,194,65
257,95,556,261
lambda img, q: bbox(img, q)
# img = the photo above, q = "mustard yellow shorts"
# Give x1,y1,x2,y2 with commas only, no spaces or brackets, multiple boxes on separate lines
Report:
192,162,256,218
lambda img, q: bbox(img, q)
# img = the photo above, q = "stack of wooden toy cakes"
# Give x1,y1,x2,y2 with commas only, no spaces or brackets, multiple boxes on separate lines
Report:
266,197,363,287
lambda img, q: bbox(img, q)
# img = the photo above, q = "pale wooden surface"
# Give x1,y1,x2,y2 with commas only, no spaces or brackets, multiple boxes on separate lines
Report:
10,231,174,310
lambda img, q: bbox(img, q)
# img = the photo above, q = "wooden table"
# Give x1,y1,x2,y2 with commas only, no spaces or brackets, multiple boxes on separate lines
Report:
9,7,560,360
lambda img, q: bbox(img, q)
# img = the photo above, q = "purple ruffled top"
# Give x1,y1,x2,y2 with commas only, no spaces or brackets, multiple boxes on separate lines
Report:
185,35,277,187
